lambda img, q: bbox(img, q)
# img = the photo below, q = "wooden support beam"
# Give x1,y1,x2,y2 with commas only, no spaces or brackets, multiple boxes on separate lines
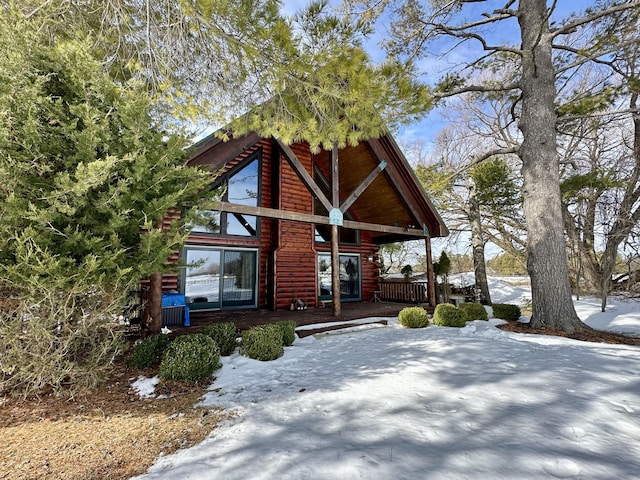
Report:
276,139,333,213
425,236,436,306
366,138,425,224
330,145,341,317
215,201,427,237
340,161,386,214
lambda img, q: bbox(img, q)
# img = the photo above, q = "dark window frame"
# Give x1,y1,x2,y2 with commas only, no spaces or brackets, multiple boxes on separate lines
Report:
191,150,262,238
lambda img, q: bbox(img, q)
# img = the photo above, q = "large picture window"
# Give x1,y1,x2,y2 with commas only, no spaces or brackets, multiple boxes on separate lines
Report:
191,156,260,237
183,247,257,310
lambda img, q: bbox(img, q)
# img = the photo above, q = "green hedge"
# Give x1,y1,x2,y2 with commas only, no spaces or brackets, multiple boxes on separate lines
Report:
492,303,522,322
126,334,169,369
458,302,489,321
432,303,467,327
159,334,221,381
202,322,238,356
398,306,430,328
277,320,297,346
240,324,284,361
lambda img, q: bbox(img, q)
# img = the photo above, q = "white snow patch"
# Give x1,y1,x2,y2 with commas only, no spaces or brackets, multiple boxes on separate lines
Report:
133,276,640,480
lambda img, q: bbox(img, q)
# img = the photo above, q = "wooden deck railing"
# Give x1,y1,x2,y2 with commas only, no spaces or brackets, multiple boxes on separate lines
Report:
379,281,429,303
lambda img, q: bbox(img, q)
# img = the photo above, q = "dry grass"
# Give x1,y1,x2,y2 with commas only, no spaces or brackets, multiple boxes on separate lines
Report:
0,363,229,480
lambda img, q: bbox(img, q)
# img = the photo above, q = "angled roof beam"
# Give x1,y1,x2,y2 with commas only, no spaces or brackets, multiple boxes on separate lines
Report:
340,160,387,214
276,139,333,213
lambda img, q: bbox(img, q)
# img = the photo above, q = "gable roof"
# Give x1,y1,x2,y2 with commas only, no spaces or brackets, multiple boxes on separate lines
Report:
188,131,448,244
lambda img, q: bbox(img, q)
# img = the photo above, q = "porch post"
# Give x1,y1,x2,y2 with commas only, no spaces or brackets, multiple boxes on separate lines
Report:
331,144,342,317
425,236,436,307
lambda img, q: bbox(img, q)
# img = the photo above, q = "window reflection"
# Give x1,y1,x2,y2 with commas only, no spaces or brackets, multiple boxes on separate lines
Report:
191,157,259,236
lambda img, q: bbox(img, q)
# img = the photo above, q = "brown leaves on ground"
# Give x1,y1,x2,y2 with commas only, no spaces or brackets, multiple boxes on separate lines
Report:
497,322,640,346
0,363,229,480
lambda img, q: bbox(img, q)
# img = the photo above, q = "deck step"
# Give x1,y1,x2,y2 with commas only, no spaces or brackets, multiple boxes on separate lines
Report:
296,319,388,338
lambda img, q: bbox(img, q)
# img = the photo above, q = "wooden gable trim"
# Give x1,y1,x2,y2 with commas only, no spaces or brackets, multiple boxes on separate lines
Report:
368,135,449,237
365,137,425,227
188,132,262,169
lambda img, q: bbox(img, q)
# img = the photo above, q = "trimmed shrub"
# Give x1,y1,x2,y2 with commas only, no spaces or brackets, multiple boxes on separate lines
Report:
240,324,284,361
159,334,221,382
458,302,489,321
398,306,430,328
432,303,467,327
277,320,297,346
203,322,238,356
126,334,169,369
492,303,522,322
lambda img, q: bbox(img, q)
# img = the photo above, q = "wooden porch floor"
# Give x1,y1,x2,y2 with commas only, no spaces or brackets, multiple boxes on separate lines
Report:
169,301,430,336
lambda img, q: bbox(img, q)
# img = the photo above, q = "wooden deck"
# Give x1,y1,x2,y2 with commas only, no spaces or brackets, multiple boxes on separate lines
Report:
168,301,429,336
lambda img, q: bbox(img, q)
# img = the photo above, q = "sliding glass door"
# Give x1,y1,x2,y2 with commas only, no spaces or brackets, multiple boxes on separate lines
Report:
183,247,257,310
317,253,361,302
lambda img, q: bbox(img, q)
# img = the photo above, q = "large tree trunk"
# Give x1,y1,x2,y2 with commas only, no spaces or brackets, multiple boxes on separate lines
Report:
518,0,585,333
468,179,492,304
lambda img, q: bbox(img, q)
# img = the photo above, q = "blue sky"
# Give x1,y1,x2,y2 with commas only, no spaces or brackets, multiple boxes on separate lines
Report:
280,0,598,157
279,1,600,257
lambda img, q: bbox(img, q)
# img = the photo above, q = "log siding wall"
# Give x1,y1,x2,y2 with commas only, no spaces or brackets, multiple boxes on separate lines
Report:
159,137,397,311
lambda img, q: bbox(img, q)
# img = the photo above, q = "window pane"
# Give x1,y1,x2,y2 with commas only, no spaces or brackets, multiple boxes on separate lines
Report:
227,212,257,236
317,254,360,300
318,254,332,297
227,158,258,235
340,255,360,298
222,250,257,306
190,210,221,234
185,249,221,306
228,159,259,206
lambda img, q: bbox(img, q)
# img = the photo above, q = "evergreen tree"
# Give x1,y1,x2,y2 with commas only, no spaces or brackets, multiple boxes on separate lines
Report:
0,8,212,396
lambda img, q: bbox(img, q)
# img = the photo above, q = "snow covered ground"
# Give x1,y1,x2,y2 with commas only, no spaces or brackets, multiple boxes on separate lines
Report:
133,276,640,480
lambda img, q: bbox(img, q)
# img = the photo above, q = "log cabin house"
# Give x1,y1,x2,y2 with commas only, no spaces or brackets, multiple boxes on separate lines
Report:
156,129,448,320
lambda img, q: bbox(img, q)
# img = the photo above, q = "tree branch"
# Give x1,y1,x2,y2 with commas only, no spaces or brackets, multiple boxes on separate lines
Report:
433,81,520,99
550,0,640,38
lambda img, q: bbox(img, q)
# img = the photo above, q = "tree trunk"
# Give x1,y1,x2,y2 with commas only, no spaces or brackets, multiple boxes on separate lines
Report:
468,178,492,304
518,0,585,333
561,203,602,294
601,83,640,311
147,272,163,333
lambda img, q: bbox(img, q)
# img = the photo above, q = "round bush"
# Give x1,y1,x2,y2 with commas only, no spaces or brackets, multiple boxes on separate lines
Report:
398,306,430,328
432,303,467,327
159,334,221,382
202,322,238,356
277,320,297,346
126,334,169,369
458,302,489,321
240,324,284,361
492,303,522,322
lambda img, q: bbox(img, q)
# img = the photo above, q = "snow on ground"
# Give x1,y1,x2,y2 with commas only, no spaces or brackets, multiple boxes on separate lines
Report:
133,276,640,480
